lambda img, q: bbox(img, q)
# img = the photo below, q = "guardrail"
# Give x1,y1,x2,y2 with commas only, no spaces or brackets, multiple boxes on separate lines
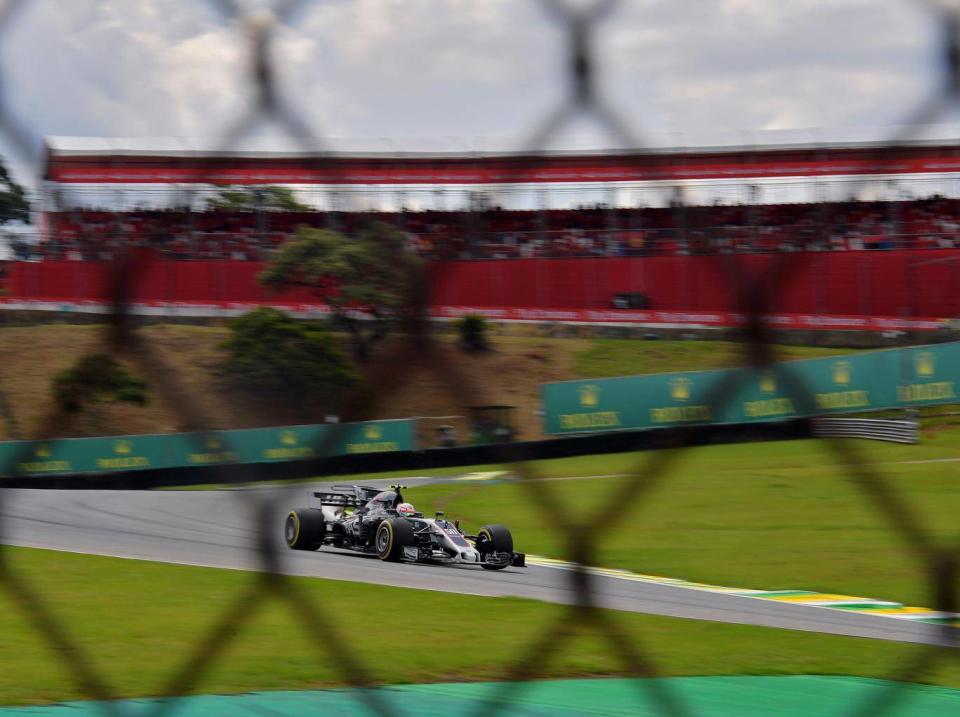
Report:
812,417,920,444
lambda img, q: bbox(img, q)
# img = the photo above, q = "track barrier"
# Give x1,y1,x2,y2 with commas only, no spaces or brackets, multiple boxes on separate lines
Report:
543,341,960,434
812,417,920,444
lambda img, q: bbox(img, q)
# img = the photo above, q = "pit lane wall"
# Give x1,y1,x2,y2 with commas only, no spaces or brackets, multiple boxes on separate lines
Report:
0,419,413,478
543,341,960,434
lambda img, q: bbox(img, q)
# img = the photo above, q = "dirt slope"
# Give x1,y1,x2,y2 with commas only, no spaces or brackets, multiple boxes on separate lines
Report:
0,324,582,442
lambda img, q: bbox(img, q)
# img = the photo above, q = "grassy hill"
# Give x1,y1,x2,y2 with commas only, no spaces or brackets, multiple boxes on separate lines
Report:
0,322,855,442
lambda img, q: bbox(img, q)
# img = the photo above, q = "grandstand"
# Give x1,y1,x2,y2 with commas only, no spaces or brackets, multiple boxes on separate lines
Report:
34,198,960,262
4,136,960,325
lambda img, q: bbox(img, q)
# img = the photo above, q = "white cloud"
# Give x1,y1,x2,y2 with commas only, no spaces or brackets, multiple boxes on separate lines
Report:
0,0,952,181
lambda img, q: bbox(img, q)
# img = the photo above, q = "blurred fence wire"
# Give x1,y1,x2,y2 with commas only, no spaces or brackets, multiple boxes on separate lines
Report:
0,1,959,716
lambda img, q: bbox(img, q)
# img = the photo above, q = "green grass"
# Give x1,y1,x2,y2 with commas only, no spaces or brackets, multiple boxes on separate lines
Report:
400,427,960,609
2,546,960,706
572,339,857,379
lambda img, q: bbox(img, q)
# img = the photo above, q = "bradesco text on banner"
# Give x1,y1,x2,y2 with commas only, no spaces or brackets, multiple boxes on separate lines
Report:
0,419,415,478
542,342,960,435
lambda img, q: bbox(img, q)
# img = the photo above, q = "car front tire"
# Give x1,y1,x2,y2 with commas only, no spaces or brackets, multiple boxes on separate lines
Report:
476,524,513,570
376,518,415,562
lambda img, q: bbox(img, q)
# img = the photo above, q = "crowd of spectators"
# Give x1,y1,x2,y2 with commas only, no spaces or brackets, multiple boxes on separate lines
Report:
14,197,960,262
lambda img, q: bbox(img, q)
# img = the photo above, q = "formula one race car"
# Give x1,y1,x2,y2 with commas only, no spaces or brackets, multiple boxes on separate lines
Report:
284,484,525,570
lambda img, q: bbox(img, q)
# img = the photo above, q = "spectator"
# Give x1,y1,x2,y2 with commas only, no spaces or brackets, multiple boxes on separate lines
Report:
28,197,960,262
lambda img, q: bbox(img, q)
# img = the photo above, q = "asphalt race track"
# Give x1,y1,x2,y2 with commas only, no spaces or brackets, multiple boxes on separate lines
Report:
1,478,952,647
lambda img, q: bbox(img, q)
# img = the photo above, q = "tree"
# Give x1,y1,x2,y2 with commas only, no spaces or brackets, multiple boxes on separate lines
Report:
455,313,490,352
206,185,311,212
219,307,358,415
259,222,423,362
53,354,148,415
0,157,29,225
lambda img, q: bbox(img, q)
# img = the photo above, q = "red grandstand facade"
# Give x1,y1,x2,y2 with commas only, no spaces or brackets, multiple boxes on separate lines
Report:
4,137,957,328
42,139,960,185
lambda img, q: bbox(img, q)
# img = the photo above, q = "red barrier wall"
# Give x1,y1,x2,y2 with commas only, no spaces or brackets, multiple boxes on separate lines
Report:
6,251,960,317
430,251,960,317
6,259,318,304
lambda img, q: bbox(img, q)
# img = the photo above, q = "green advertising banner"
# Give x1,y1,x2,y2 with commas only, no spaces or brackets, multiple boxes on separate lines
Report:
0,439,85,477
0,434,181,476
226,420,415,464
0,418,415,478
544,341,960,435
232,424,331,465
335,420,414,455
172,433,241,468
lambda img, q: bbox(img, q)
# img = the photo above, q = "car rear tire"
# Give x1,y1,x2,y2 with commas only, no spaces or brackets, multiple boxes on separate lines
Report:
376,518,415,562
285,509,326,551
476,524,513,570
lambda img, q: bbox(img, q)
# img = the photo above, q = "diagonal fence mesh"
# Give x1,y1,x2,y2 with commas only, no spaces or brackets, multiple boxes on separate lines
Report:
0,1,959,715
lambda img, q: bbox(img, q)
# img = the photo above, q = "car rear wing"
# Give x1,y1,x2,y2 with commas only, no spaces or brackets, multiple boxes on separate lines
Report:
312,485,380,508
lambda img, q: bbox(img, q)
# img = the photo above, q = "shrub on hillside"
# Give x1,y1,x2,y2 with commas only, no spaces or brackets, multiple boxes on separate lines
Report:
219,307,359,415
455,313,490,352
53,354,148,414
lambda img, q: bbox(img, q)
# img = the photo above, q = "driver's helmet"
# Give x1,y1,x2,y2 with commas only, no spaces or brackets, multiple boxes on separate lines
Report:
396,502,416,517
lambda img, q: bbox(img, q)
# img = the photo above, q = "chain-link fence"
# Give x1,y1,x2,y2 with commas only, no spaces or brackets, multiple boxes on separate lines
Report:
1,1,960,715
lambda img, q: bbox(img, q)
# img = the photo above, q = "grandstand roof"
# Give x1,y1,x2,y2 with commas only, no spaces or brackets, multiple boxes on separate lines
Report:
43,136,960,186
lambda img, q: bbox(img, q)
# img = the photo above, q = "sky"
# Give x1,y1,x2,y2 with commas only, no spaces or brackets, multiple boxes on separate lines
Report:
0,0,955,185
